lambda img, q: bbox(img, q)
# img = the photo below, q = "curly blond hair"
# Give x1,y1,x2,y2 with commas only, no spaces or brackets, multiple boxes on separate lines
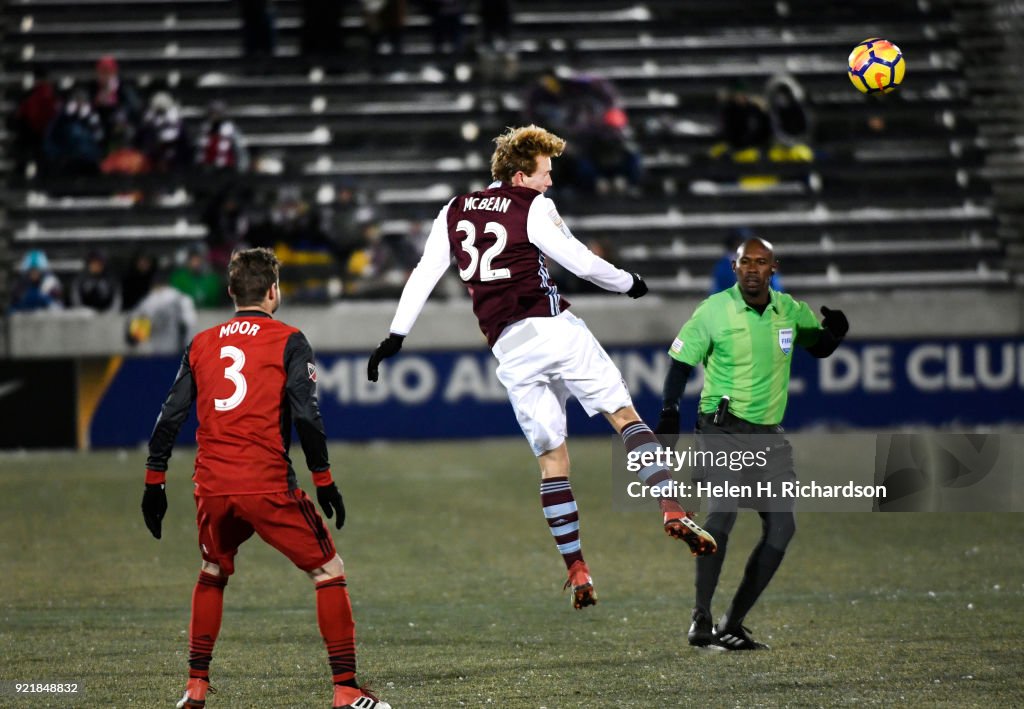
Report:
490,125,567,183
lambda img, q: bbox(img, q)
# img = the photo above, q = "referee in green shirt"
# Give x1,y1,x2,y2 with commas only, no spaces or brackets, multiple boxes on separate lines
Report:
655,237,848,650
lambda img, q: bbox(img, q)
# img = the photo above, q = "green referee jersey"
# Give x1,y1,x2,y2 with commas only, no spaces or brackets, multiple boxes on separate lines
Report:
668,284,823,425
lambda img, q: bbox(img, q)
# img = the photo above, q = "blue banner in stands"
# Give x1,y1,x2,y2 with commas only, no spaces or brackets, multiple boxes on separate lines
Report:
89,337,1021,447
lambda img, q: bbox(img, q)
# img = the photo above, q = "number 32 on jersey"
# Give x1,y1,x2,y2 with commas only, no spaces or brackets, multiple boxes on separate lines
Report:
456,220,511,282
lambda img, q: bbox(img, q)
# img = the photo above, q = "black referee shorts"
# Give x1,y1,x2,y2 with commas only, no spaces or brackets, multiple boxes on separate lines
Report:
694,411,796,513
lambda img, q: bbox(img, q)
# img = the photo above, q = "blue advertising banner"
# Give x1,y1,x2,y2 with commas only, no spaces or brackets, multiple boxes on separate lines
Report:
89,337,1023,448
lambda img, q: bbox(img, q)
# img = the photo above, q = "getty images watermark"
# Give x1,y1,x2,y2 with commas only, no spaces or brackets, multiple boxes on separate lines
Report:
624,444,885,502
611,433,1022,513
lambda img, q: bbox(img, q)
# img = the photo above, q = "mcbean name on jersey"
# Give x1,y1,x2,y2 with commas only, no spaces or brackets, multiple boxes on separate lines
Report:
462,196,512,213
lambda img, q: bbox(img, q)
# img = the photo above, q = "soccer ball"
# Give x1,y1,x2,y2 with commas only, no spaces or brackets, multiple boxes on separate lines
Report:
848,38,905,94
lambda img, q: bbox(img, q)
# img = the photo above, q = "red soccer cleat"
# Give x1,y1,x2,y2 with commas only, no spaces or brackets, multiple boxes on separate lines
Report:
563,560,597,610
176,678,215,708
332,683,392,709
664,510,718,556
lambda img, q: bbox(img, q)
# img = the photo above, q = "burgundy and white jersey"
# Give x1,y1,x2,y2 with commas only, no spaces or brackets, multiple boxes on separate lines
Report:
390,181,633,347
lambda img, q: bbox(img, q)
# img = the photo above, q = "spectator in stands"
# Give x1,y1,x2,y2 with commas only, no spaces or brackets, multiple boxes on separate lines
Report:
71,250,121,312
89,55,143,152
711,229,782,294
344,221,418,297
525,68,642,194
43,88,105,176
238,0,277,61
321,182,375,268
196,101,249,172
476,0,516,80
10,69,60,175
264,186,340,301
121,250,157,311
425,0,467,60
202,185,254,269
765,75,813,163
137,92,193,173
126,271,197,354
170,245,226,308
365,0,407,70
479,0,513,53
9,250,64,312
711,83,772,160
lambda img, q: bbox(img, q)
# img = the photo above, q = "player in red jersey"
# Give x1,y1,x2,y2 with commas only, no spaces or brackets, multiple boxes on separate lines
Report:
141,248,389,709
368,125,717,610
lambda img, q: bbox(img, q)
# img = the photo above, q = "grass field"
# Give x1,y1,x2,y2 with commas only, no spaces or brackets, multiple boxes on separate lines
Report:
2,439,1023,708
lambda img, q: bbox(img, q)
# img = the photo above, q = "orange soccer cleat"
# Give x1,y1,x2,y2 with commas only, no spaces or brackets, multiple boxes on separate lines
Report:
563,560,597,610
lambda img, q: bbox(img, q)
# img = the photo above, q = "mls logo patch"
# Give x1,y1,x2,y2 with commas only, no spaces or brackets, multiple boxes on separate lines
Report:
548,208,572,238
777,328,793,355
307,362,318,382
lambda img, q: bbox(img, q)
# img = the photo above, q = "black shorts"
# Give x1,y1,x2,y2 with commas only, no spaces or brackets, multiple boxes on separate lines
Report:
694,411,796,513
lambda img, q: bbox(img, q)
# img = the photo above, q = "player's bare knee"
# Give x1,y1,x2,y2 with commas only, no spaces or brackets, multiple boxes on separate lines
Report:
605,405,640,432
307,554,345,582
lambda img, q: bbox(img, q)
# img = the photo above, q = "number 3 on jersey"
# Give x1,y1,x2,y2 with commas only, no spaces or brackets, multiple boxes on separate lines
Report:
456,220,511,282
216,345,247,411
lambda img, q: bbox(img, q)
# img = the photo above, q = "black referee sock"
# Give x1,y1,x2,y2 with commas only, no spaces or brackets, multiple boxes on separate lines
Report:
694,531,729,614
722,542,786,628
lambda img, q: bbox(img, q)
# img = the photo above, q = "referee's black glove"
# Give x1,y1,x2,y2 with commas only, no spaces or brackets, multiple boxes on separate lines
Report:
820,306,849,338
367,333,405,382
141,483,167,540
654,407,680,435
626,273,648,299
316,483,346,530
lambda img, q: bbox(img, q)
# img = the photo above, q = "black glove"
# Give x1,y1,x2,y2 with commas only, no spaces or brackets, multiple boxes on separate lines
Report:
820,306,849,338
141,483,167,539
654,407,680,435
626,273,648,299
367,333,405,382
316,483,346,530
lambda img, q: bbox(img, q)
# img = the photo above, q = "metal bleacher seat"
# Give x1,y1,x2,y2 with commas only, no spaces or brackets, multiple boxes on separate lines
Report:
1,0,1014,294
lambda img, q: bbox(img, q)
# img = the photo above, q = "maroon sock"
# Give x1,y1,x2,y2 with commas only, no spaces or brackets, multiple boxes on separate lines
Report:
540,476,584,569
620,420,683,515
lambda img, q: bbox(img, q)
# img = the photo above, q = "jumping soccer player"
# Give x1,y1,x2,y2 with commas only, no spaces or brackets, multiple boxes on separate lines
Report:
141,247,390,709
366,125,716,610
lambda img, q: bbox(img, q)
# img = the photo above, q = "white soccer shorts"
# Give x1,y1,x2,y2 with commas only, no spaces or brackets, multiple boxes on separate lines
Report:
492,310,633,456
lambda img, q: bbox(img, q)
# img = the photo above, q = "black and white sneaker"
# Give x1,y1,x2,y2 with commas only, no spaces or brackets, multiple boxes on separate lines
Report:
713,624,770,651
687,607,714,647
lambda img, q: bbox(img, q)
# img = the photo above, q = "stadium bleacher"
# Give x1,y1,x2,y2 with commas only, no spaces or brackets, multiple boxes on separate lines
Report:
2,0,1022,308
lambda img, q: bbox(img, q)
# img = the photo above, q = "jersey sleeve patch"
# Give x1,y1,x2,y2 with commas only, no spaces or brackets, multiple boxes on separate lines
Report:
670,337,684,354
548,208,573,238
307,362,318,382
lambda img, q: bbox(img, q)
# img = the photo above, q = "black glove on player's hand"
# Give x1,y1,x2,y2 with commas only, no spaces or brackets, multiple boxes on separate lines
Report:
142,483,167,539
626,273,648,299
367,333,405,382
316,483,346,530
820,306,849,338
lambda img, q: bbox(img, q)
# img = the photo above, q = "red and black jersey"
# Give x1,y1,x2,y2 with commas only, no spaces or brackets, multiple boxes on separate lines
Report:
147,311,328,496
445,184,569,346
